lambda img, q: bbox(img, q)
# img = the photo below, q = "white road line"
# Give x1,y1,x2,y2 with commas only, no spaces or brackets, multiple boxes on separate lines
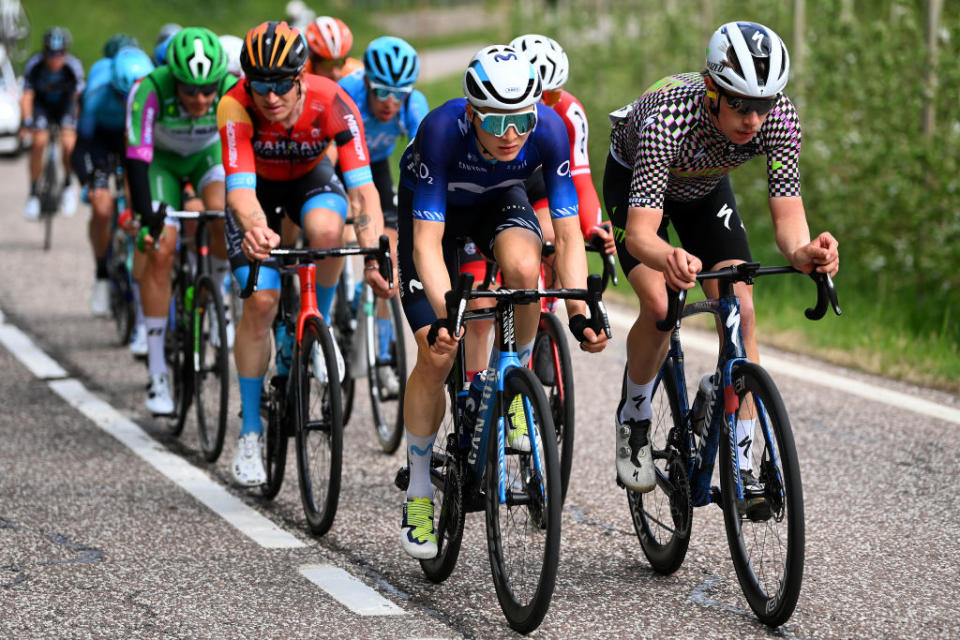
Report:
48,379,305,549
0,323,68,379
299,565,405,616
607,307,960,425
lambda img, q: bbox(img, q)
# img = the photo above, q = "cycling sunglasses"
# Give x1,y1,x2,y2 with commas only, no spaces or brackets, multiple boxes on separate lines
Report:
368,80,413,102
718,88,778,116
473,108,538,137
177,81,218,97
248,77,297,97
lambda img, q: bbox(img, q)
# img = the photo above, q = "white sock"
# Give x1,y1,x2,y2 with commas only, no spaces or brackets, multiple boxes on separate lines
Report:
736,418,756,471
145,317,167,377
405,430,437,500
619,374,655,423
518,339,535,367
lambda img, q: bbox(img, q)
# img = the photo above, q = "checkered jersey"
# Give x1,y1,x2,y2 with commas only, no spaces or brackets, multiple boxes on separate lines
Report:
609,73,802,209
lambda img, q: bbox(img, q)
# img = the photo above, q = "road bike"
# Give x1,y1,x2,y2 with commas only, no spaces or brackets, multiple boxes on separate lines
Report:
105,163,137,346
331,225,406,453
242,237,392,536
397,272,610,633
157,210,231,463
34,124,61,251
625,262,840,626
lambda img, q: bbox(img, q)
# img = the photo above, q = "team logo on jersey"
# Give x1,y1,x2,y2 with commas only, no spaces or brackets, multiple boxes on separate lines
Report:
556,160,570,177
717,203,733,230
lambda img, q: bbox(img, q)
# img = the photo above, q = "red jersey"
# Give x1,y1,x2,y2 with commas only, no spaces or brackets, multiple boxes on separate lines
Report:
548,90,602,237
217,74,373,189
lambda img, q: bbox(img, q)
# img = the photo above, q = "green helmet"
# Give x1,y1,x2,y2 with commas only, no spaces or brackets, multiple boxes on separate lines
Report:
167,27,227,85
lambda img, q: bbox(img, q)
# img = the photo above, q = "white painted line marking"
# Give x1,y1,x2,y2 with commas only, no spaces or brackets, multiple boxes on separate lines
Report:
299,565,405,616
0,324,68,379
607,307,960,425
44,377,305,549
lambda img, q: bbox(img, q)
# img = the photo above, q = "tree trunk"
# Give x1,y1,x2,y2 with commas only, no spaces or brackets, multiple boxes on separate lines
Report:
923,0,944,137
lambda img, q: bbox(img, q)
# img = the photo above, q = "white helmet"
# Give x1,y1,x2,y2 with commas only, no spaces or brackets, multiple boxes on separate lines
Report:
219,35,244,78
509,34,569,92
463,45,542,110
706,21,789,98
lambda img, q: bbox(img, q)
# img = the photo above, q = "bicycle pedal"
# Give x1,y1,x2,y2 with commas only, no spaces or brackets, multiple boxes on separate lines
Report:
394,466,410,491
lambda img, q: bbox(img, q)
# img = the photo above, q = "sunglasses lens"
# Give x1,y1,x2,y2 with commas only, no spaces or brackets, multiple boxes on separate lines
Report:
478,111,537,136
250,79,295,96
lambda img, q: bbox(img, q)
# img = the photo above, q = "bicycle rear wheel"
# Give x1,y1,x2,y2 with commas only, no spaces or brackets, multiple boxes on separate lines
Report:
366,291,406,453
531,312,574,503
419,381,466,583
625,361,692,575
720,361,804,626
485,366,561,634
296,315,343,536
165,276,193,436
193,274,230,462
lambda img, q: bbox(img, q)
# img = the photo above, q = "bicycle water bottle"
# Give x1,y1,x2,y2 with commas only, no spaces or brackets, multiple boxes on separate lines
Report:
275,323,295,377
692,373,715,437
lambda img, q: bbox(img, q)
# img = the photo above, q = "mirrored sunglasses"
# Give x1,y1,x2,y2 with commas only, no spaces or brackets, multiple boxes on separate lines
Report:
177,81,218,97
720,89,777,116
368,80,413,102
248,77,297,96
474,108,538,137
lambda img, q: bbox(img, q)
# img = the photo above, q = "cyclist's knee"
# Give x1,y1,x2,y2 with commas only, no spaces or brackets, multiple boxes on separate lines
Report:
304,215,343,248
241,291,279,332
498,252,540,288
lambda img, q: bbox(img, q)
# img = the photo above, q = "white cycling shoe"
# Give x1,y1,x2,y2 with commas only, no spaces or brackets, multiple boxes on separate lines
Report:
310,327,345,385
146,372,175,416
615,414,655,493
129,324,148,358
90,279,111,317
232,433,266,487
60,186,78,217
24,196,40,220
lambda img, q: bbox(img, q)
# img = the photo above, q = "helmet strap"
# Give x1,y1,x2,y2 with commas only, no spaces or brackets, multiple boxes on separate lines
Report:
470,114,499,165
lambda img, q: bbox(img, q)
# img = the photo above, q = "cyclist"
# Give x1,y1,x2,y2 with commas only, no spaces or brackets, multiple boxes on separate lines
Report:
339,36,428,396
152,24,181,67
86,34,139,95
218,21,389,486
125,27,237,416
395,45,609,559
71,47,153,316
21,27,84,219
304,16,362,81
218,34,243,79
604,21,839,494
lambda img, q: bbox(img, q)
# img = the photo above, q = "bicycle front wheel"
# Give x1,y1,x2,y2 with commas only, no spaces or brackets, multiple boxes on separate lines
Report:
626,361,692,575
366,292,406,453
332,275,356,425
485,366,561,634
193,275,230,462
531,312,574,503
296,316,343,536
720,361,804,626
260,375,288,500
166,276,193,436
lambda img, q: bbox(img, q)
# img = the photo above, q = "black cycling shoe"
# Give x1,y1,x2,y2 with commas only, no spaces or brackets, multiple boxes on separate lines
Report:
737,469,772,521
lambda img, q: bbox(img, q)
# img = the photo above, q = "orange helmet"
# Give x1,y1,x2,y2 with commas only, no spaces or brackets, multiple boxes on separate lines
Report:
240,21,307,80
304,16,353,59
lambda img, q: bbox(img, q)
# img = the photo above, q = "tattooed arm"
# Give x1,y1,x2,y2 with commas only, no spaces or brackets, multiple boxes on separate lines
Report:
227,187,279,261
347,182,392,296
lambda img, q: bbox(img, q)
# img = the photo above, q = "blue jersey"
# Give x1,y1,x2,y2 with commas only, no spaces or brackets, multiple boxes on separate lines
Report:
338,70,428,164
24,52,85,106
399,99,578,222
77,82,127,139
85,57,113,96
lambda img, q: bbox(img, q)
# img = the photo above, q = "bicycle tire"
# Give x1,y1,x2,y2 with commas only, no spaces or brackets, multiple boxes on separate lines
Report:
531,312,575,503
166,276,193,436
332,278,356,426
419,383,466,583
261,374,289,500
625,360,692,575
38,146,58,251
296,315,344,536
719,361,804,626
107,231,135,346
193,275,230,462
485,366,561,634
366,292,406,454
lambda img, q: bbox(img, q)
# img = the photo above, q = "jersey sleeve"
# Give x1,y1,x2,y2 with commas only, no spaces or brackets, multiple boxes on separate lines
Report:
217,91,258,192
627,107,680,210
763,96,803,199
125,78,160,163
67,55,85,94
76,86,102,140
404,90,429,139
22,54,41,91
409,109,452,222
558,93,602,235
536,106,578,220
327,87,373,189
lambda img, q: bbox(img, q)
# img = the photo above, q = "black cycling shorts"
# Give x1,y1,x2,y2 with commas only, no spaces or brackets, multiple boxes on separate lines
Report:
71,129,124,190
603,153,752,276
397,183,542,332
33,100,77,131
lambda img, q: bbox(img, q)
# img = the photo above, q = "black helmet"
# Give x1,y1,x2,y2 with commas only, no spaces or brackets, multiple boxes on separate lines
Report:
43,27,72,54
240,21,307,81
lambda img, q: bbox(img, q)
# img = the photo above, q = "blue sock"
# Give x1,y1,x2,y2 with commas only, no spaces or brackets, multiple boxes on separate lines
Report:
377,317,393,358
238,375,264,436
315,283,337,321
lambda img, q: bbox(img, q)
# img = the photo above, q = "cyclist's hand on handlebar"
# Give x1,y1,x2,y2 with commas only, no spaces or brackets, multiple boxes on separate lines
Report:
790,232,839,277
242,226,280,261
364,263,393,298
568,313,609,354
664,247,701,291
588,223,616,255
138,203,168,246
425,319,460,356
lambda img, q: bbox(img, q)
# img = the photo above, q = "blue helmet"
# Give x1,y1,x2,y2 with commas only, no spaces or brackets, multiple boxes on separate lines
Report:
103,33,139,59
154,34,174,66
111,48,154,96
363,36,419,87
43,27,71,54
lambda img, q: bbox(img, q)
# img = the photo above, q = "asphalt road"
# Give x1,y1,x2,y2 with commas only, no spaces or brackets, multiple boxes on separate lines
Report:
1,154,958,639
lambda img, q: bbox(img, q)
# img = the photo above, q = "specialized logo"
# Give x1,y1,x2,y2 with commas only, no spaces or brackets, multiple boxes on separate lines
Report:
717,203,734,230
726,306,741,342
188,38,212,79
752,30,765,48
